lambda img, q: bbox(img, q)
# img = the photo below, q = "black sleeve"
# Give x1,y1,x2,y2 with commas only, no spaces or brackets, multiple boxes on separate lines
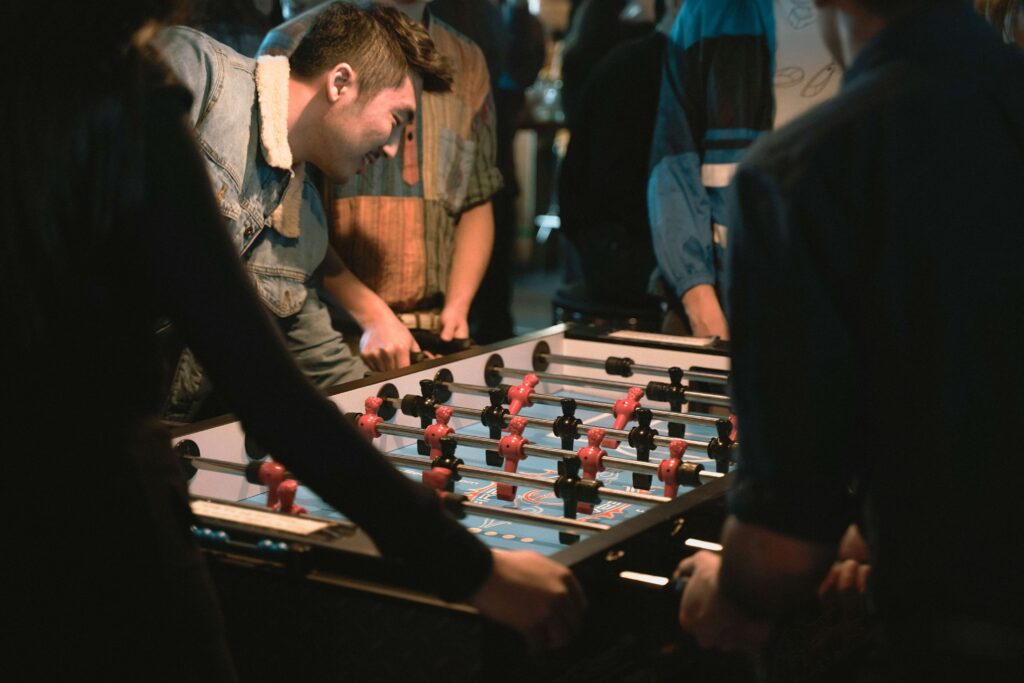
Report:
131,86,493,602
726,161,858,544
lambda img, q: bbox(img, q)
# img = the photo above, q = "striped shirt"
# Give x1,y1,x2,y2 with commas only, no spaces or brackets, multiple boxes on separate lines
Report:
261,9,502,312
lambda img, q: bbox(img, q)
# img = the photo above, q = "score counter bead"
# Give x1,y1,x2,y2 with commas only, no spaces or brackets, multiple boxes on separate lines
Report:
256,539,290,554
191,527,230,544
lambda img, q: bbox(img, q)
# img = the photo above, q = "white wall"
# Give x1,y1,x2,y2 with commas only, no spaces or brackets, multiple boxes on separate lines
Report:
774,0,842,127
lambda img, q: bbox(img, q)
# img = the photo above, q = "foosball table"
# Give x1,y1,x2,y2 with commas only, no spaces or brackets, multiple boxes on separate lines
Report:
173,324,756,681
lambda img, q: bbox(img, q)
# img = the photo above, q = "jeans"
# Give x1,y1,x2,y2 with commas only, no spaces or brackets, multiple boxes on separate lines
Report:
162,287,367,423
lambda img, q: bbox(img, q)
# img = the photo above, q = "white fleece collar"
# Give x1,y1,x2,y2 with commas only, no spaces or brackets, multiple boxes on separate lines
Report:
256,55,302,239
255,55,292,170
270,164,304,239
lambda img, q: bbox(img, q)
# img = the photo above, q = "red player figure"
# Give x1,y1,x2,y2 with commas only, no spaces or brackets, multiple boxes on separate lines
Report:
258,461,287,508
657,439,688,498
357,395,385,440
496,416,530,501
422,466,454,491
274,479,308,515
507,374,539,416
422,406,454,484
603,386,644,448
728,413,739,443
576,427,607,514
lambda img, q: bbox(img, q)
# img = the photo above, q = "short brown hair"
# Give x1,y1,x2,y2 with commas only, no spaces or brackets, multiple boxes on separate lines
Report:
289,2,453,96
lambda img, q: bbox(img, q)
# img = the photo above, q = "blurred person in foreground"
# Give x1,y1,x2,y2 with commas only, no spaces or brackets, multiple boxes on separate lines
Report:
674,1,1024,680
0,1,582,677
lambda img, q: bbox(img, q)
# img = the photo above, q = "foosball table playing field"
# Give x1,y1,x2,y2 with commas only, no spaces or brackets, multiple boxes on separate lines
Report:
173,324,760,681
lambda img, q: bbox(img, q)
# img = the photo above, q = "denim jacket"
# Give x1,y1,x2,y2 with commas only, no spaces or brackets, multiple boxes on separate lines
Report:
153,27,340,422
153,26,327,318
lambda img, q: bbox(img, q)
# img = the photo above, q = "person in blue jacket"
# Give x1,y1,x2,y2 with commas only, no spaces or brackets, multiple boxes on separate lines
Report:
647,0,775,339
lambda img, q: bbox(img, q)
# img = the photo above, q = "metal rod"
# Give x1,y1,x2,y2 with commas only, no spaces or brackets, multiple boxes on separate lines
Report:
186,456,250,477
182,455,609,535
539,353,730,385
463,503,610,534
556,395,727,426
671,369,730,384
683,391,731,408
374,422,724,484
387,453,671,506
442,381,725,429
504,367,642,392
383,397,718,453
377,422,658,475
499,367,732,407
